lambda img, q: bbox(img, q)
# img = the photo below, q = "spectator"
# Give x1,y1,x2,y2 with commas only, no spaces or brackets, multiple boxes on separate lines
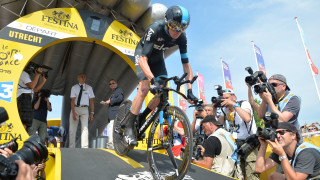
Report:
47,126,66,147
157,119,185,158
308,124,320,137
255,122,320,179
191,104,215,135
254,74,302,141
17,63,46,131
192,115,240,177
29,89,52,144
102,79,124,149
68,73,95,148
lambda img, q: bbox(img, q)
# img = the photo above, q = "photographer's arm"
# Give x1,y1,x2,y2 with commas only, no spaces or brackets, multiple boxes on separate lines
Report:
33,75,47,93
257,99,267,119
46,99,52,111
255,138,277,173
247,83,260,112
191,110,197,135
235,107,251,123
192,156,213,169
34,97,41,110
26,70,42,90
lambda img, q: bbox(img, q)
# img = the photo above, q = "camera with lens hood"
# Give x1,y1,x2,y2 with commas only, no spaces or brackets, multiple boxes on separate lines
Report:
257,112,279,141
245,67,278,105
211,85,224,108
0,135,48,180
25,62,52,79
192,134,205,160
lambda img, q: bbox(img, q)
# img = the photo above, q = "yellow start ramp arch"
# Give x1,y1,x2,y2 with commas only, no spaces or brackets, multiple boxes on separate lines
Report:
0,8,140,146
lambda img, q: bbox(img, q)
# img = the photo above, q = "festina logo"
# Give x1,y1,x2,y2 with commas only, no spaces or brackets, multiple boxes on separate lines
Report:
41,15,78,30
111,34,138,45
0,133,22,141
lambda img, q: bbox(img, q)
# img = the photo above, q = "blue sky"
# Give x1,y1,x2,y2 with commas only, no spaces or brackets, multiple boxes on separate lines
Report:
48,0,320,126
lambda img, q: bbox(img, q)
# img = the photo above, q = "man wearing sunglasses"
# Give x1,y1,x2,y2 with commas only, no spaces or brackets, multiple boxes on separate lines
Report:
254,74,302,141
255,122,320,179
102,79,124,149
123,5,198,146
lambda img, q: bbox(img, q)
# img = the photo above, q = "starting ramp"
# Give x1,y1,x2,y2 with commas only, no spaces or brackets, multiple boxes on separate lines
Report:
57,148,234,180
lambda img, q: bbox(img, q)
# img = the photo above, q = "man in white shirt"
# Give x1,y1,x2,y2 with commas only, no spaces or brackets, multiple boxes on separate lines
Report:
68,73,95,148
17,65,46,131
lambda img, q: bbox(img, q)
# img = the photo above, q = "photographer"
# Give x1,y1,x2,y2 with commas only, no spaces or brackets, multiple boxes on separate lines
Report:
29,89,52,144
255,122,320,179
217,89,258,179
255,74,301,135
217,89,257,146
191,104,216,135
192,115,240,177
17,63,47,131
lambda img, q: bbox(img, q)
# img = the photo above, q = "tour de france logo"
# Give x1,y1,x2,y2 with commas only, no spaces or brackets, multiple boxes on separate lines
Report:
119,29,133,37
0,123,13,133
52,10,71,21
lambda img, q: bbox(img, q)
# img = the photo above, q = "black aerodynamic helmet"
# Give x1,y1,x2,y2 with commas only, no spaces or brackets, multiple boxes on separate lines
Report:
165,5,190,32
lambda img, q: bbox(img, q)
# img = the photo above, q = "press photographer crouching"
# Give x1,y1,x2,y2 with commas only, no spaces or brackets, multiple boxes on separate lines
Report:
192,115,240,178
255,122,320,179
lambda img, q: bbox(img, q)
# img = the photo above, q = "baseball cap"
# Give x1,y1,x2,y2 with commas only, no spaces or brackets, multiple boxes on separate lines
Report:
269,74,290,91
222,89,235,95
277,122,297,132
201,115,223,126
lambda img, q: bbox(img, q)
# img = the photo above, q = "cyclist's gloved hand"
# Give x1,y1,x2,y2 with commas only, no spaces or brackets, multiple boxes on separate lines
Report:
150,78,161,95
187,89,198,102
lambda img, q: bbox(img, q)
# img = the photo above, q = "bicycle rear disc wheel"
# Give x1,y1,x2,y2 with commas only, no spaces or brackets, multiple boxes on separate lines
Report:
147,106,193,180
113,100,134,156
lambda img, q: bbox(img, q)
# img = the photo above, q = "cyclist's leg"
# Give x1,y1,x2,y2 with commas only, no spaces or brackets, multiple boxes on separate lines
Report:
123,79,149,146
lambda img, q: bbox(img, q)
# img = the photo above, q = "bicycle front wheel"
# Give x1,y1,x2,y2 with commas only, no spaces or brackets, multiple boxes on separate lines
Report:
147,106,193,180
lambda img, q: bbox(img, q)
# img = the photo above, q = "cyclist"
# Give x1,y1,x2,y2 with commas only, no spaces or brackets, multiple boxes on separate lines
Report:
123,5,198,146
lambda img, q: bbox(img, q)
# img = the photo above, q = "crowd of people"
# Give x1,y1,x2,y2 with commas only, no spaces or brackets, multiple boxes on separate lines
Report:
10,4,320,180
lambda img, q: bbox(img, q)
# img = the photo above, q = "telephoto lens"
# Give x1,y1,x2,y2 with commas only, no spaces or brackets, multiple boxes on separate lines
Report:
8,135,48,165
0,138,18,153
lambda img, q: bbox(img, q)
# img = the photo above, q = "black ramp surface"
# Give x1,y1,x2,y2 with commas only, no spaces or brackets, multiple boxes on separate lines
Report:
60,148,234,180
126,150,234,180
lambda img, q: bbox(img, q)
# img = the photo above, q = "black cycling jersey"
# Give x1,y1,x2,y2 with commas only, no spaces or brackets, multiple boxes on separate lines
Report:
134,20,189,81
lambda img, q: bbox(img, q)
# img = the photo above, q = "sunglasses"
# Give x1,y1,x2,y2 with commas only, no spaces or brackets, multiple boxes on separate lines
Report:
271,83,283,87
167,20,188,32
276,130,291,135
308,127,316,131
109,83,116,85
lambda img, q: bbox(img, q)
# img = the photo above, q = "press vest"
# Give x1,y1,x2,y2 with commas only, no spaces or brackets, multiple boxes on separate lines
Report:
210,128,238,176
291,142,320,179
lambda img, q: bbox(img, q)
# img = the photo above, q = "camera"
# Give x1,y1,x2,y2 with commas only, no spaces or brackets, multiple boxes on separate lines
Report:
192,134,205,160
245,67,267,86
257,112,279,141
245,67,278,105
25,62,52,79
237,134,260,158
211,85,224,108
39,89,51,99
0,135,48,180
0,138,18,153
195,99,204,111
